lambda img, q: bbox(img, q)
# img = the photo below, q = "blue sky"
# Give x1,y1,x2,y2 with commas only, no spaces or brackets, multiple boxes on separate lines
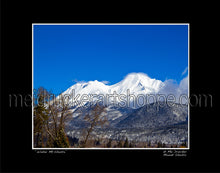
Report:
33,24,188,95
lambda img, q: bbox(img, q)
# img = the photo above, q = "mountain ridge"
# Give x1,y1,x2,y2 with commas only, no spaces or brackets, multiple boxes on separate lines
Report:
63,72,164,96
59,72,188,109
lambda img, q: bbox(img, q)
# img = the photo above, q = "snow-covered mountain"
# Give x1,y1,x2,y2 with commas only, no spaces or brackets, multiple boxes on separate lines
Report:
61,72,188,144
60,72,188,109
60,73,166,108
66,102,188,144
63,72,164,96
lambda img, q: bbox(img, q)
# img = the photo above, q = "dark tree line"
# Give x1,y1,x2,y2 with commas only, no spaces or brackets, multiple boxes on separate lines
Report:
34,87,109,148
34,87,71,148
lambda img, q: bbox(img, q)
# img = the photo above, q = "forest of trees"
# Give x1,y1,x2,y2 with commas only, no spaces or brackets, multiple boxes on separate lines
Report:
34,87,72,148
33,87,109,148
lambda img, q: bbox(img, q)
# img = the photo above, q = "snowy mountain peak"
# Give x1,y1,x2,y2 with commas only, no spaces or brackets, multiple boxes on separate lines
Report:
124,72,151,81
63,72,165,97
110,72,164,94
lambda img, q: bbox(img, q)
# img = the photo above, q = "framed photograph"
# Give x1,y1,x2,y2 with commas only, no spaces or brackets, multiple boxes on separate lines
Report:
1,3,218,173
32,24,189,150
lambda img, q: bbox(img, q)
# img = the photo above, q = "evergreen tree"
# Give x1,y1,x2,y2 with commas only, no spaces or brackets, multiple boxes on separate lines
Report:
95,138,101,146
117,139,123,148
148,140,151,147
34,87,49,147
123,137,129,148
129,142,133,148
46,135,54,148
162,143,166,148
53,127,70,148
106,139,112,148
34,87,72,148
180,141,187,147
157,141,162,148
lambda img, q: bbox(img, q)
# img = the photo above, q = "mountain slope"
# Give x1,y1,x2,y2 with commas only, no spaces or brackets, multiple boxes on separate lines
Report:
115,102,188,128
